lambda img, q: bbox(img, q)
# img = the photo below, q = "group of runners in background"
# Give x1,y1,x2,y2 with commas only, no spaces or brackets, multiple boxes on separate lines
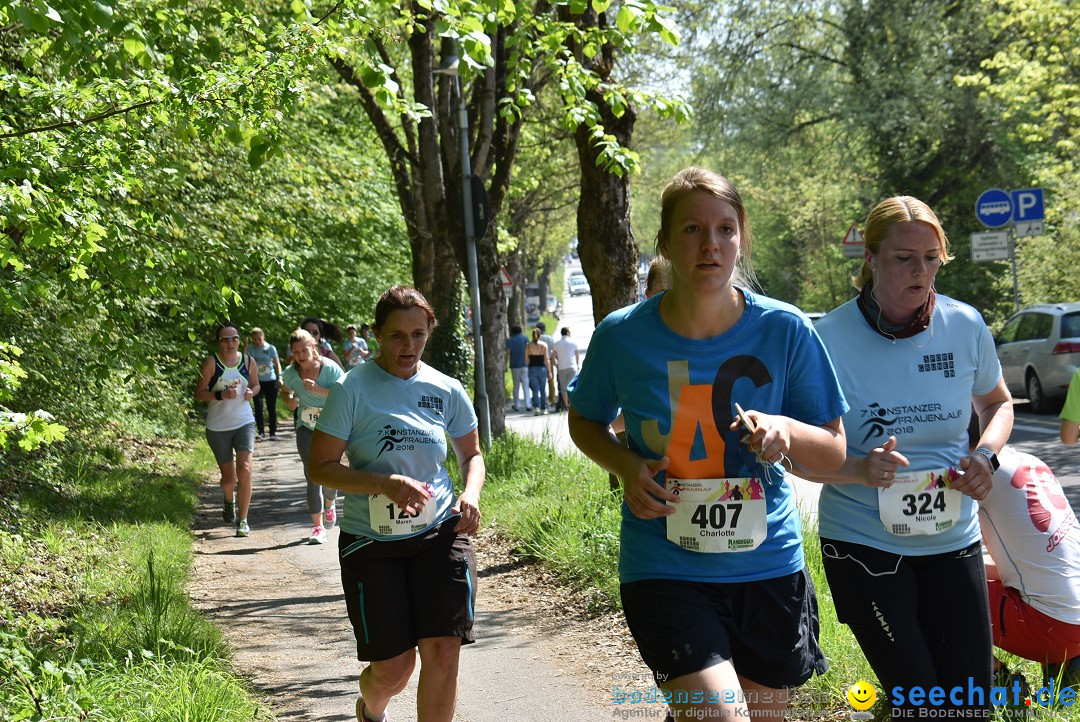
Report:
192,165,1078,722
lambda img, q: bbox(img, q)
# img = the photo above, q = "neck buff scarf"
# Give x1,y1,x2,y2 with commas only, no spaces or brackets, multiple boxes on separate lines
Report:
856,281,935,340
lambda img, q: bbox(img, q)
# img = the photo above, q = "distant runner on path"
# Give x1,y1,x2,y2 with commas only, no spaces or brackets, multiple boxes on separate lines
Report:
281,328,344,545
309,285,486,722
195,321,260,537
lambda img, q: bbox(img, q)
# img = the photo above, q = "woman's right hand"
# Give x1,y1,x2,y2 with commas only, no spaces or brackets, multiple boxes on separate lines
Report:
620,455,678,519
858,436,909,487
381,474,432,516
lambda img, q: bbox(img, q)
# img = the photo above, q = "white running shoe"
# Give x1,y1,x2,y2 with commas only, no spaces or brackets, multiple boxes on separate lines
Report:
308,525,326,544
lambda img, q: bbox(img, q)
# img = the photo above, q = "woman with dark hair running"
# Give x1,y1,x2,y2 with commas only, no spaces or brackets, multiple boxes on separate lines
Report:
309,285,485,722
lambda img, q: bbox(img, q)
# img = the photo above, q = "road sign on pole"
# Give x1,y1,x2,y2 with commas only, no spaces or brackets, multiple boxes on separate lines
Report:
975,188,1013,228
1011,188,1045,222
498,265,514,288
1014,220,1044,238
841,223,864,258
971,231,1010,262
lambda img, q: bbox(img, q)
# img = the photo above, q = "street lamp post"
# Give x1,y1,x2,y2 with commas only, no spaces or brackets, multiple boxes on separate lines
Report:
437,53,491,447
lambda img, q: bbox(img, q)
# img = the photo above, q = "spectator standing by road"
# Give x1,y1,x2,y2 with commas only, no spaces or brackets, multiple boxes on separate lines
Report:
246,327,282,441
506,324,529,412
526,327,552,416
552,327,580,413
536,321,557,408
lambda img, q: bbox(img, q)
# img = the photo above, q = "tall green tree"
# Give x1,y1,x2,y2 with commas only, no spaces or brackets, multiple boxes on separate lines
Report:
0,1,408,455
318,0,687,435
955,0,1080,309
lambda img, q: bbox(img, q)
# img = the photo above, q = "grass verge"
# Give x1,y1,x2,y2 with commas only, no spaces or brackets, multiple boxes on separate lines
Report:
0,429,272,721
478,431,1080,721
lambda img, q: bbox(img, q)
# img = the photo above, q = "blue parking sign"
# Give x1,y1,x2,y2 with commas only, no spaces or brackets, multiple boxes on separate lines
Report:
1011,188,1044,222
975,188,1012,228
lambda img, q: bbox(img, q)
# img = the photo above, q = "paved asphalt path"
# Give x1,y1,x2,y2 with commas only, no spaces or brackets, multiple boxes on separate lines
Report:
189,426,617,722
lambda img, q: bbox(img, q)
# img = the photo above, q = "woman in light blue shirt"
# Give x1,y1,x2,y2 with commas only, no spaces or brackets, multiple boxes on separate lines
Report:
281,329,344,545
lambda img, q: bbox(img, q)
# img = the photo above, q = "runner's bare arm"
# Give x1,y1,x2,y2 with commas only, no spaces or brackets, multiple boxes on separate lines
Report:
245,356,260,399
568,407,676,519
730,411,846,476
451,429,485,535
194,356,217,402
797,434,909,488
308,430,431,513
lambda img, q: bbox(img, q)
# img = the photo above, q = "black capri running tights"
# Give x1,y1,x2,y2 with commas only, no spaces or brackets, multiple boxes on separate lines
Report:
821,538,992,719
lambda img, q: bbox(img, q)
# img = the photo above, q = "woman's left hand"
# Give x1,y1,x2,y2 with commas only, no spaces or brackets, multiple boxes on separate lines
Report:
452,490,481,535
954,453,993,501
729,410,791,466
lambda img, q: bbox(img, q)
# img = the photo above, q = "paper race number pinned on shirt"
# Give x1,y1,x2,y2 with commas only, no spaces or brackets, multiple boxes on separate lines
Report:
878,467,962,536
665,477,767,553
368,493,437,536
300,406,321,428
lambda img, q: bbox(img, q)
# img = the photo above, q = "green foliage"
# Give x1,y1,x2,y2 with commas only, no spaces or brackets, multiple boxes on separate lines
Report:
0,342,67,451
0,425,267,720
480,432,623,613
649,0,1078,323
954,0,1080,309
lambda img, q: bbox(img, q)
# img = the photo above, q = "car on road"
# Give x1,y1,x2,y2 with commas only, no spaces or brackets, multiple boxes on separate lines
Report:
995,302,1080,413
568,275,590,296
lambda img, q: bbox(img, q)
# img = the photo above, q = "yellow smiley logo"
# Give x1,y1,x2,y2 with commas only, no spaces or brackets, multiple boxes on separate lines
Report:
847,680,877,711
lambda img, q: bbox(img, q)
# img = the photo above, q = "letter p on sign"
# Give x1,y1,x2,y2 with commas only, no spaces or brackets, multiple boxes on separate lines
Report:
1011,188,1045,222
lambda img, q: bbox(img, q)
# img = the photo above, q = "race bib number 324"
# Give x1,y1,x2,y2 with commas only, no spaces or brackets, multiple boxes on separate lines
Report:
878,467,963,536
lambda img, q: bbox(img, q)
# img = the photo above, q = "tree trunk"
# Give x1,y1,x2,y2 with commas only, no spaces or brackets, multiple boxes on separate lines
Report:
475,224,507,438
574,94,639,324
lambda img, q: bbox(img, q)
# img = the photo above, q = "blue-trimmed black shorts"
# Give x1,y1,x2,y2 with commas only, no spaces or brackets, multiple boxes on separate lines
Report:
339,519,476,661
620,568,827,688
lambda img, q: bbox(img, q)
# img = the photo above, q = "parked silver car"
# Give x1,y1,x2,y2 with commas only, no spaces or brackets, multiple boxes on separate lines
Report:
995,302,1080,412
568,275,590,296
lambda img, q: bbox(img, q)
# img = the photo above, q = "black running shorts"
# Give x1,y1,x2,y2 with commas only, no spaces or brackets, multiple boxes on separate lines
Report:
339,519,477,661
620,568,827,688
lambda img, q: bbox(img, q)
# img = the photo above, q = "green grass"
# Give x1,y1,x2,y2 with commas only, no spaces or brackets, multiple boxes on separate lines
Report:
481,431,621,613
0,432,272,721
478,432,1080,721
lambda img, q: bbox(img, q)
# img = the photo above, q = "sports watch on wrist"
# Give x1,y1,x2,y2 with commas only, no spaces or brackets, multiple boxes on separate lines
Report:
973,447,999,472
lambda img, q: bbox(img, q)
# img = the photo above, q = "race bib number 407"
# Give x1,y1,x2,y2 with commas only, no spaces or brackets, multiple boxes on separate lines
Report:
878,467,963,536
665,477,767,553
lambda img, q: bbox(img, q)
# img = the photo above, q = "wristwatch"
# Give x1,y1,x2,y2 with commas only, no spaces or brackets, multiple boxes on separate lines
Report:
973,447,999,472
